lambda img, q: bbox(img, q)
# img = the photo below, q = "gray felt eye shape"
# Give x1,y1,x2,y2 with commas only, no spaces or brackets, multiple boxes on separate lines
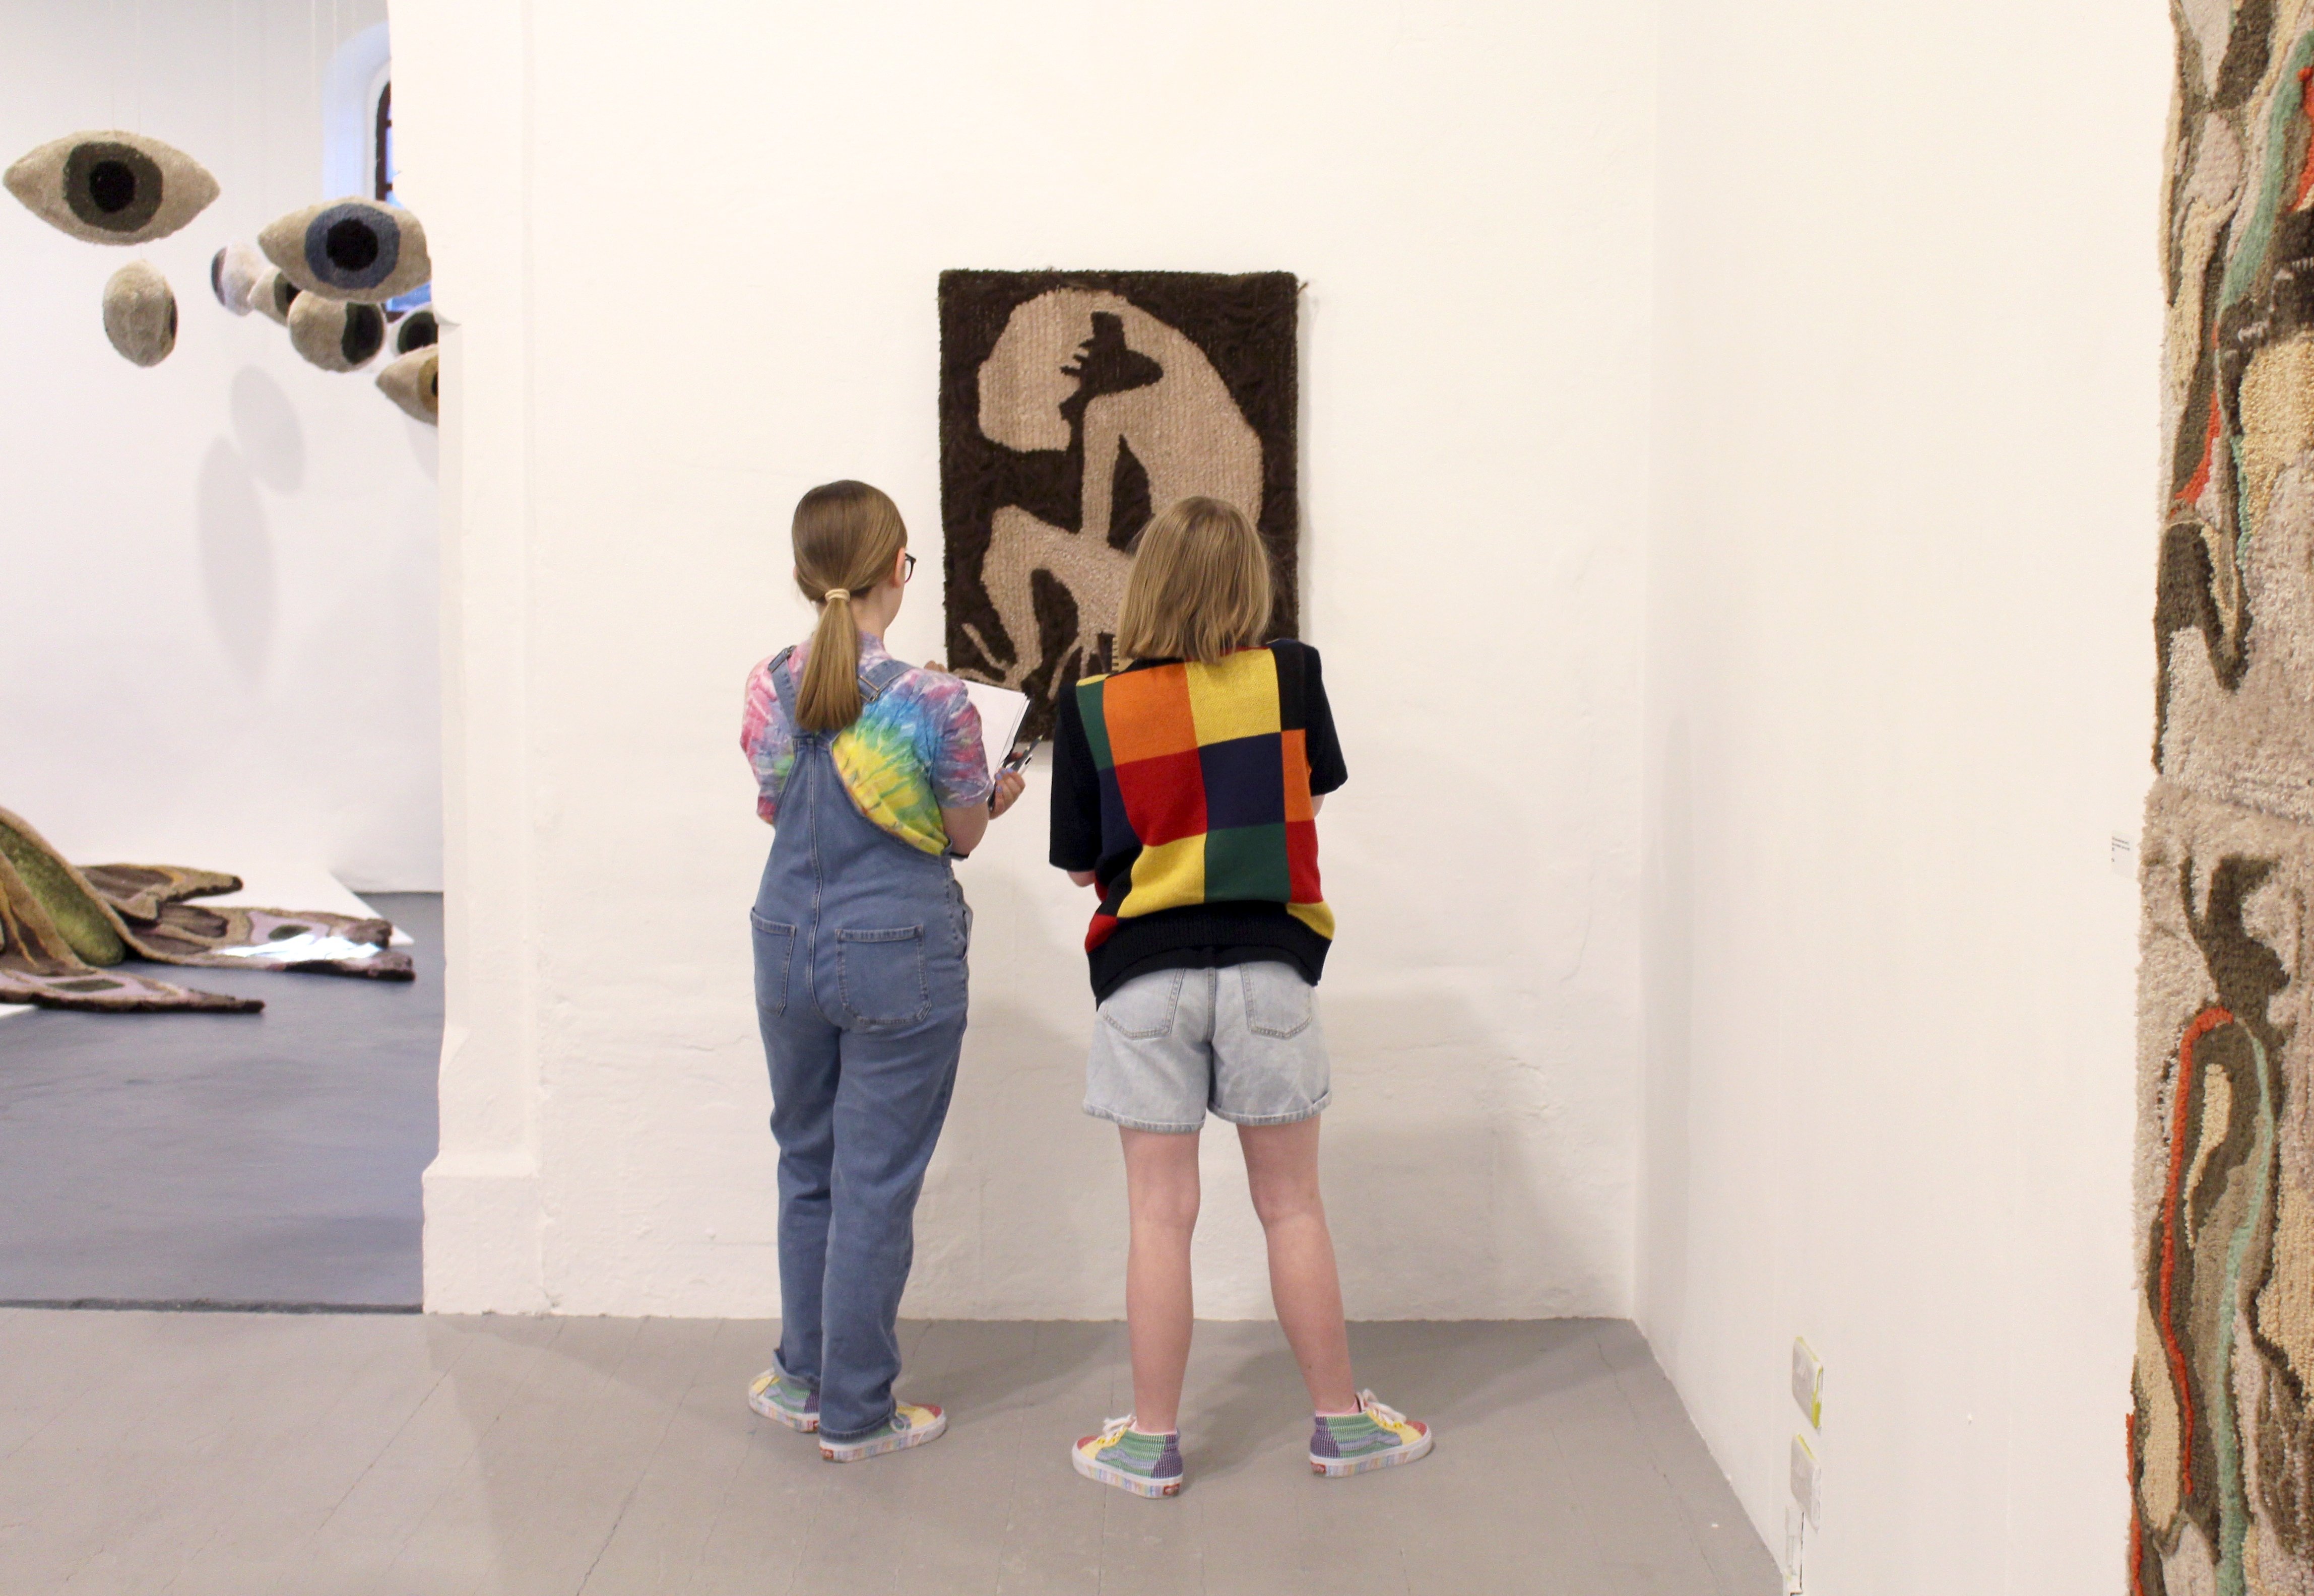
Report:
288,294,385,372
375,345,440,424
394,309,438,356
211,244,266,315
101,261,176,367
247,266,301,325
259,196,430,302
4,130,218,245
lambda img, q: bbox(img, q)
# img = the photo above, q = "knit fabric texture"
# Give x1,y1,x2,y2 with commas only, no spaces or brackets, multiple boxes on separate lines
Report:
1072,645,1330,954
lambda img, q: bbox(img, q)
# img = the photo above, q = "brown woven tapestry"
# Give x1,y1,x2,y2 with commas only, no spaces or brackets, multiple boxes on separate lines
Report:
2130,11,2314,1589
939,270,1298,739
0,805,413,1013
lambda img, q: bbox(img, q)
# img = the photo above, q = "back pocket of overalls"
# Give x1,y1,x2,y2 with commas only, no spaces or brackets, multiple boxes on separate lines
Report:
835,925,929,1028
749,912,797,1016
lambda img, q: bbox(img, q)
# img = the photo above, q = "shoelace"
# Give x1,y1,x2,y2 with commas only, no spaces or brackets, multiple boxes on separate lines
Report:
1355,1391,1409,1428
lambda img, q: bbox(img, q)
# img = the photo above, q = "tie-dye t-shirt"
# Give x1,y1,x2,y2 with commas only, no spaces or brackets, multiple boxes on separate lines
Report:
741,633,992,855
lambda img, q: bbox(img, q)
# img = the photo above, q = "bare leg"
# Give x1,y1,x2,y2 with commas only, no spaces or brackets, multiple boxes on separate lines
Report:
1120,1127,1202,1433
1238,1117,1357,1413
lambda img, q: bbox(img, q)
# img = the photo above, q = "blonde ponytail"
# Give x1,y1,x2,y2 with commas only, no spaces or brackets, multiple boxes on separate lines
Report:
792,481,909,733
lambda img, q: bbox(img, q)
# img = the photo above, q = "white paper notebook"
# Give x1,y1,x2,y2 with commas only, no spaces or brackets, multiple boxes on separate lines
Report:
963,681,1032,781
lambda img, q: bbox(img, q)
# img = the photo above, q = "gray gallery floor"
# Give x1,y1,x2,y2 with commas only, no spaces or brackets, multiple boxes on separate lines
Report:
0,893,443,1308
0,1310,1776,1595
0,894,1777,1592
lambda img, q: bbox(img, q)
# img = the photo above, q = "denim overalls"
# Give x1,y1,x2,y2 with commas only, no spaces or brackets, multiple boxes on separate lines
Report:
750,646,972,1443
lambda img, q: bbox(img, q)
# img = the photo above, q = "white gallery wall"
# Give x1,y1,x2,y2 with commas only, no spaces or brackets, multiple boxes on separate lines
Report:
0,0,441,892
1639,0,2168,1587
391,0,1657,1318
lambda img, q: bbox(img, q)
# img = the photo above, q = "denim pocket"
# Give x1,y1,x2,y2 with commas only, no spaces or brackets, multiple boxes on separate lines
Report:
749,911,797,1016
1101,967,1187,1040
835,925,929,1028
1239,964,1313,1038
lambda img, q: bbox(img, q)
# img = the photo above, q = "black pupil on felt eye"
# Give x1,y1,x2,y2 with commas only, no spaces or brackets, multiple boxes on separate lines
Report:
88,160,136,213
326,218,379,271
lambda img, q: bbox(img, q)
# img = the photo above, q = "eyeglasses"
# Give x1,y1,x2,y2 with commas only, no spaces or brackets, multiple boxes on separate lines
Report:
902,552,918,583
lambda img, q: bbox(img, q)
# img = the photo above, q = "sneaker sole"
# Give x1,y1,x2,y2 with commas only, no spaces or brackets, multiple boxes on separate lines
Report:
820,1408,947,1462
1072,1445,1183,1498
1311,1427,1434,1477
746,1390,819,1433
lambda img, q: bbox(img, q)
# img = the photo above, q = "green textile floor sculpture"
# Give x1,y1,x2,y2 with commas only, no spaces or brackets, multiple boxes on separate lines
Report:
0,806,412,1014
2130,6,2314,1590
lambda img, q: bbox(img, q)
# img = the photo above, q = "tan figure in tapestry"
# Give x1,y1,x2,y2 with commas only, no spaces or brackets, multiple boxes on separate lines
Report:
964,289,1262,711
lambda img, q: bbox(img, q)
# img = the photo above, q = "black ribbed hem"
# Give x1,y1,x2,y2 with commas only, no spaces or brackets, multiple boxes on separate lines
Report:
1085,904,1332,1004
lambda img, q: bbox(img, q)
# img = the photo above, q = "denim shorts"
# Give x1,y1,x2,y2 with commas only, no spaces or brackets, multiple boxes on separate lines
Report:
1084,962,1331,1134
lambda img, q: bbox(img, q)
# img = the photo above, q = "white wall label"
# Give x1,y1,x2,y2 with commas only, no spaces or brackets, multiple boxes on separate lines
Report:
1791,1337,1824,1429
1789,1431,1822,1526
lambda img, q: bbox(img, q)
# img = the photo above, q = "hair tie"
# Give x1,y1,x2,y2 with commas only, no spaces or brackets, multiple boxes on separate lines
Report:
822,588,851,604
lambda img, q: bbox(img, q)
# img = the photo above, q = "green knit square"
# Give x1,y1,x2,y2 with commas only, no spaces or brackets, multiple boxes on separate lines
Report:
1202,823,1290,902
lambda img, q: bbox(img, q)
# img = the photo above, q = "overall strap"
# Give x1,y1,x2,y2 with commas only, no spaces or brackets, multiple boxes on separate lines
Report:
767,645,801,726
770,643,911,735
858,650,911,704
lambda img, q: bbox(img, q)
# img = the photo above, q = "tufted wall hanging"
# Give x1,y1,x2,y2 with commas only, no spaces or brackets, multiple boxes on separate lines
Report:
2130,8,2314,1591
938,271,1298,739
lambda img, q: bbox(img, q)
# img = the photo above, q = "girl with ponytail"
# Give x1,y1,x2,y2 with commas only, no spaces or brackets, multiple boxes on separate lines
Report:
738,480,1025,1461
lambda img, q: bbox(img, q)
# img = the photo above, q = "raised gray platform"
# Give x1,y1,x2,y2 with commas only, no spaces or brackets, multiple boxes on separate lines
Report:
0,893,442,1309
0,1310,1775,1594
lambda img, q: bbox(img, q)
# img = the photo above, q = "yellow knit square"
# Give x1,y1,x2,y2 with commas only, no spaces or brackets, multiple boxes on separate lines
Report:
1185,649,1281,745
1287,900,1336,939
1120,835,1206,918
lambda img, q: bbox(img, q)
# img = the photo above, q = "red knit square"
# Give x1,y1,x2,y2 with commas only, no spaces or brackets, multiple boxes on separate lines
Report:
1115,749,1209,846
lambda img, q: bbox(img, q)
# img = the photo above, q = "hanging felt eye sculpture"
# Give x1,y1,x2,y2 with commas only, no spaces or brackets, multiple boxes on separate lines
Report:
288,293,385,371
393,308,438,355
249,265,300,325
210,244,266,315
101,261,176,366
259,197,429,302
376,345,440,425
5,131,217,245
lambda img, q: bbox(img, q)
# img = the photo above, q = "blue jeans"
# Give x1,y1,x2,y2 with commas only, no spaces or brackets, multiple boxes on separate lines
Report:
751,653,971,1442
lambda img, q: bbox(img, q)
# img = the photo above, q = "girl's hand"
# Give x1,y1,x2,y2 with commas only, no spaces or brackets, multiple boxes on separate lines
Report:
988,771,1025,817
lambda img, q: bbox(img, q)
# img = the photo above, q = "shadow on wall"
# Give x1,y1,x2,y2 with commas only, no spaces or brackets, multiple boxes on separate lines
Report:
1639,714,1694,1349
905,939,1592,1321
907,990,1126,1319
229,366,306,492
194,438,275,684
1322,983,1588,1320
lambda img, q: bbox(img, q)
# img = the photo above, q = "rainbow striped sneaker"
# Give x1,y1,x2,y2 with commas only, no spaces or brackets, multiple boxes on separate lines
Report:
745,1357,819,1432
1309,1391,1433,1477
1072,1415,1185,1498
819,1402,947,1462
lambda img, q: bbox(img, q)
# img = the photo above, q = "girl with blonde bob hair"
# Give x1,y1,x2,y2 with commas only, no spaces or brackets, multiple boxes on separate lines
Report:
738,479,1024,1462
1049,497,1433,1497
